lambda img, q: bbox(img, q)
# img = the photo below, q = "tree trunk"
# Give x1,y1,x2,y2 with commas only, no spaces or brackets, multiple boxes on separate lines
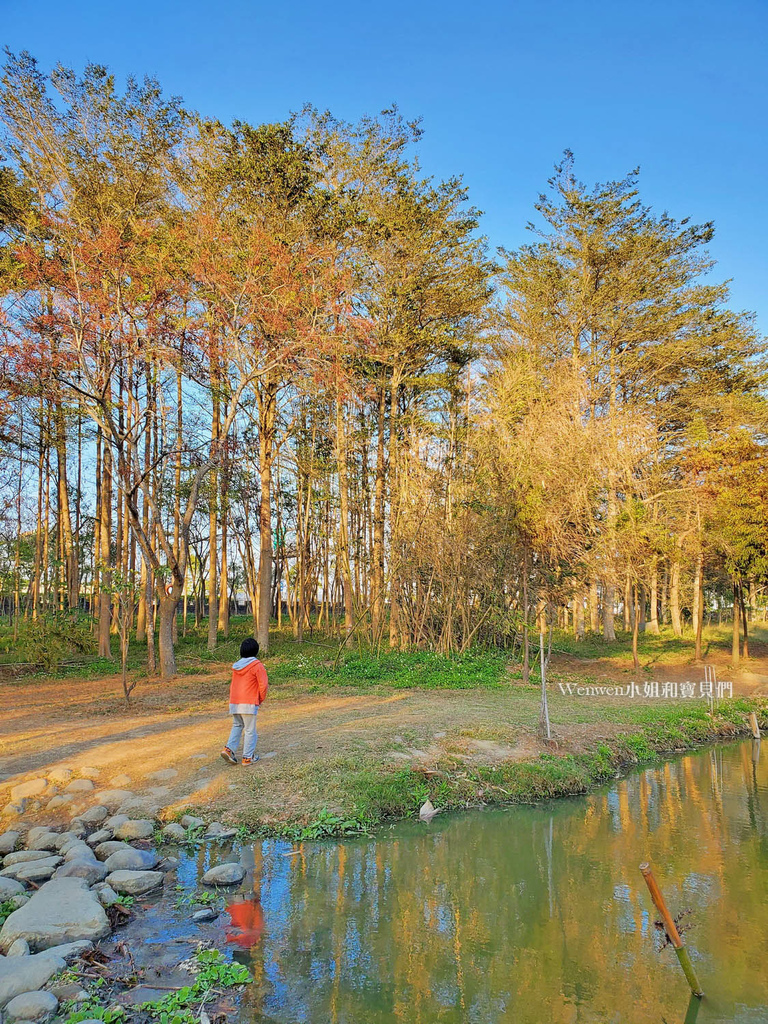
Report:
648,561,659,634
574,586,585,640
632,582,639,670
257,385,276,652
602,582,616,641
693,549,704,661
336,398,354,636
54,400,78,610
207,388,220,652
372,386,387,640
157,593,177,679
740,584,749,660
670,551,682,637
98,440,113,659
588,578,599,633
731,581,740,668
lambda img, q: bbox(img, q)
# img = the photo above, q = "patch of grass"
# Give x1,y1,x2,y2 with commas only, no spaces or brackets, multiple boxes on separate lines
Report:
305,647,509,690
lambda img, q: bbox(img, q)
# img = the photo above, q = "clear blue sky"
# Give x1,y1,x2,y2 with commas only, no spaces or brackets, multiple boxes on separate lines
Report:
4,0,767,331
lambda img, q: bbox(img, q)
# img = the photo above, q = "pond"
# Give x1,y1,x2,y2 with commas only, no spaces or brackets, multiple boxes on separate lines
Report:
138,739,768,1023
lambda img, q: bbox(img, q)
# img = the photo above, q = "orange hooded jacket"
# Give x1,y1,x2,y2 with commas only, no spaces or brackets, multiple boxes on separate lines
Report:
229,657,269,714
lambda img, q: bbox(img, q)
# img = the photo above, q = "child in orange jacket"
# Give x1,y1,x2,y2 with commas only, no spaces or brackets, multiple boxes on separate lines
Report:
221,638,269,766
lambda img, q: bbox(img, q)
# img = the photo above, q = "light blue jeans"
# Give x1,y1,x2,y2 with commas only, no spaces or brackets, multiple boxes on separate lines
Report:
227,711,258,759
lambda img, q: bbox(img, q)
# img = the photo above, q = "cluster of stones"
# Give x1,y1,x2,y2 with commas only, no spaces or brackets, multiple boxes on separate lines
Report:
0,767,247,1022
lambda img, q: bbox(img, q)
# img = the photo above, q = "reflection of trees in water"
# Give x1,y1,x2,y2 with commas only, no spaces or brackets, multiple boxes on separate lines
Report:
238,741,768,1023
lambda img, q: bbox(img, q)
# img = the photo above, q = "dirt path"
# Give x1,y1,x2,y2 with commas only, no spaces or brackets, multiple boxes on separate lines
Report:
2,648,765,827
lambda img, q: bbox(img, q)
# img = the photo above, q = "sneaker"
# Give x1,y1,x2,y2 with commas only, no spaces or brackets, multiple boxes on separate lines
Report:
220,747,238,765
241,756,260,766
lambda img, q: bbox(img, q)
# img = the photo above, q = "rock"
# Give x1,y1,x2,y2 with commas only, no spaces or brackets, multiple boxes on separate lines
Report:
110,774,132,787
47,768,74,785
42,939,93,960
0,878,110,951
180,815,204,830
27,800,43,813
115,819,155,841
192,908,218,922
147,768,178,782
75,806,108,825
161,823,186,842
104,848,159,872
0,832,20,855
86,829,113,847
104,814,129,832
62,843,95,863
45,795,75,811
93,882,119,907
7,937,29,956
0,877,25,899
78,768,101,780
26,828,55,846
54,859,109,885
49,981,89,1002
3,851,49,866
94,790,134,814
106,870,163,896
64,779,94,794
94,841,131,861
54,831,83,851
2,800,27,818
4,989,59,1020
26,833,60,853
146,786,171,799
201,863,245,886
8,893,29,909
158,856,179,872
205,822,237,839
0,951,65,1006
3,857,62,883
9,779,49,803
116,798,161,818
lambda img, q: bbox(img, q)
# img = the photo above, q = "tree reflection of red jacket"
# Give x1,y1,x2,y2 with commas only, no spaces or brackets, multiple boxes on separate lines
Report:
225,898,264,948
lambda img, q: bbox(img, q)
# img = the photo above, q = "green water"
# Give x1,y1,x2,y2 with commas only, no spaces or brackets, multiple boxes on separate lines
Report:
190,741,768,1022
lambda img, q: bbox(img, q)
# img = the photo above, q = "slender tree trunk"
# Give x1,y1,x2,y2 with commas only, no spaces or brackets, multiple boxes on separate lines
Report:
740,584,749,660
522,544,530,683
98,440,113,660
648,560,659,634
588,578,599,633
257,384,276,652
54,400,78,610
372,386,387,640
632,582,639,670
694,549,704,661
574,586,585,640
207,386,220,652
603,582,616,641
336,398,354,636
670,550,682,638
731,580,740,668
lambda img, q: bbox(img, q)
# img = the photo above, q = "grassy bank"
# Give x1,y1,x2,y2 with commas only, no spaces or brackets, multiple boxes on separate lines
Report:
223,694,768,840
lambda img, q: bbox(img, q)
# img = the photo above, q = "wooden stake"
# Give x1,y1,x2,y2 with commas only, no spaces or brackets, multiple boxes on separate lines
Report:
639,862,703,999
749,712,760,739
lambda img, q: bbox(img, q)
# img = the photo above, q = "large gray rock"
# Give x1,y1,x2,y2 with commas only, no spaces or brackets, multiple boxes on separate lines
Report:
64,779,94,794
7,937,29,956
26,833,60,853
106,870,163,895
86,829,113,847
0,831,20,855
205,822,237,840
47,767,74,785
0,876,25,899
103,814,129,832
161,823,186,842
104,848,159,872
9,779,49,803
201,862,245,886
0,951,65,1006
5,988,59,1020
93,882,119,907
3,851,49,866
46,795,75,811
116,798,160,818
54,859,109,885
8,893,30,909
53,831,82,851
42,939,93,960
13,858,63,884
93,790,133,814
62,842,95,863
180,815,204,829
0,878,110,952
109,774,132,787
75,806,108,825
94,841,131,861
114,819,155,841
147,768,178,782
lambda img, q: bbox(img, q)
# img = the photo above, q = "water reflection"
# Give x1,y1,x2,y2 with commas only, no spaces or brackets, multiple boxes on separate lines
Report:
226,741,768,1023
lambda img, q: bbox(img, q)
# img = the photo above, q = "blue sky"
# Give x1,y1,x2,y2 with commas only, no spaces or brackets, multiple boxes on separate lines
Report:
4,0,767,331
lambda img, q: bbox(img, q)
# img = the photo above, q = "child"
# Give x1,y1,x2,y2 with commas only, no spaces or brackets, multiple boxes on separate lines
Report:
221,637,269,766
